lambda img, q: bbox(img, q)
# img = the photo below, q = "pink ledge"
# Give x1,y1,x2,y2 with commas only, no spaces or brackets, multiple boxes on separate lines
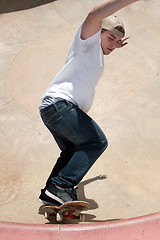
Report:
0,212,160,240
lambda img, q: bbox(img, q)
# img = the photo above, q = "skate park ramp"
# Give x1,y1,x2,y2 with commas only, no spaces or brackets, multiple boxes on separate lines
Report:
0,0,160,238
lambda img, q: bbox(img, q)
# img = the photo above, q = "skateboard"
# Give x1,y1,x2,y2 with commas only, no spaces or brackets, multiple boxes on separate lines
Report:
44,201,90,222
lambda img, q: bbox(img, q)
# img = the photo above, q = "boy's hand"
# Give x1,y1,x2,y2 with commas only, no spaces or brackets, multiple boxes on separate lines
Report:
116,36,129,48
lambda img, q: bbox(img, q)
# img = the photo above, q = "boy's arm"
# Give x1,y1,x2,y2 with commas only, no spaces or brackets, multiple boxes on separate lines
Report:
81,0,139,40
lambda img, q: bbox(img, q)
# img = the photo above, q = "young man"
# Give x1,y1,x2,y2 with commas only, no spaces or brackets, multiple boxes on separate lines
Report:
39,0,140,205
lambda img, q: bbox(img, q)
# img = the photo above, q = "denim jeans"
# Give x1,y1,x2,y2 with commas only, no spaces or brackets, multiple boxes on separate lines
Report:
40,100,108,189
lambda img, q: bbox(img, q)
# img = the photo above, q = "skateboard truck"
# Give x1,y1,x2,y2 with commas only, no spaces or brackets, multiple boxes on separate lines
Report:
45,210,85,222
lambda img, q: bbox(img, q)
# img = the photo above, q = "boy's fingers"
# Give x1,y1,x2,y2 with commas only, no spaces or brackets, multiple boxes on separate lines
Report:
117,36,130,48
123,36,130,41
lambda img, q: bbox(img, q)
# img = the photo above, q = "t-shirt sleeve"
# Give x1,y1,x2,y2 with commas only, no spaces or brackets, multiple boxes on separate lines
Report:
76,23,101,52
66,23,101,61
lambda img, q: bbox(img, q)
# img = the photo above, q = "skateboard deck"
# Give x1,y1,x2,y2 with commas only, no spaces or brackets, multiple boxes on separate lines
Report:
44,201,90,222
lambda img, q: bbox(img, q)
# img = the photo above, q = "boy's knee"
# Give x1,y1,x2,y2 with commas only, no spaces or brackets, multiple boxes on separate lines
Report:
100,136,108,151
103,137,108,149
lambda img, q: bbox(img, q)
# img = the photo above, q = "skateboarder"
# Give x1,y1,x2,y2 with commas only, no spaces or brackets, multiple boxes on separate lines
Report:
39,0,141,205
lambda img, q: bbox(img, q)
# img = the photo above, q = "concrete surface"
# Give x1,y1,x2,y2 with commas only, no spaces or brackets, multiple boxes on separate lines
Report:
0,0,160,226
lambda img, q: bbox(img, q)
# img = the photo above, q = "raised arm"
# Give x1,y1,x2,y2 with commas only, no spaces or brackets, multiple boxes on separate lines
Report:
81,0,139,40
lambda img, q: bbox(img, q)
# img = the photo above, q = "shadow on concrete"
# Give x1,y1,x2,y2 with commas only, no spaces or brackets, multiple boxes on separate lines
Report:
77,174,107,210
0,0,57,14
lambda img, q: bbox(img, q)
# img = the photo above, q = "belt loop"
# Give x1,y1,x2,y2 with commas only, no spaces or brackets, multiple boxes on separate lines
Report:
53,102,58,112
64,100,69,106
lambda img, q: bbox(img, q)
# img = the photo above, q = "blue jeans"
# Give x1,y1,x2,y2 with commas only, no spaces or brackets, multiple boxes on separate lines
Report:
40,100,108,189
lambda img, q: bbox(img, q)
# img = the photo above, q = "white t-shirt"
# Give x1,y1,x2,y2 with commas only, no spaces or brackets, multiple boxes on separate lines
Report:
39,24,104,113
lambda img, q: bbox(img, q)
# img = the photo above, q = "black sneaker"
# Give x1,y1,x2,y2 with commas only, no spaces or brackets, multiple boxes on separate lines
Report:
45,183,78,204
39,189,61,206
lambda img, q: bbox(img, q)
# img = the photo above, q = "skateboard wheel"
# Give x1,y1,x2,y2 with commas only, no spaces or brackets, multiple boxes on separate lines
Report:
79,214,85,222
56,212,63,222
44,212,50,219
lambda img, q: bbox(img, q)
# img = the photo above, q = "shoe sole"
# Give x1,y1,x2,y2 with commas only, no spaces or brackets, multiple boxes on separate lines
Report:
45,190,64,205
38,198,51,205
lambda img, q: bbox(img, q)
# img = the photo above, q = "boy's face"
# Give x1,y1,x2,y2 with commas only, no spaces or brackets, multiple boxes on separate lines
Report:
101,30,123,55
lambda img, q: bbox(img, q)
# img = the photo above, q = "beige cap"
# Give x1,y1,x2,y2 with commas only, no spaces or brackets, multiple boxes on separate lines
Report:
102,15,125,37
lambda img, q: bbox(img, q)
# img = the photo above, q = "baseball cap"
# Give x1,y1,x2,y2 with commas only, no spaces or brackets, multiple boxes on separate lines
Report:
102,15,125,37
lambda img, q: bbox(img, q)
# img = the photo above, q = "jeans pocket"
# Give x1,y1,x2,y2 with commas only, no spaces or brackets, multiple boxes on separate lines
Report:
45,113,77,139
